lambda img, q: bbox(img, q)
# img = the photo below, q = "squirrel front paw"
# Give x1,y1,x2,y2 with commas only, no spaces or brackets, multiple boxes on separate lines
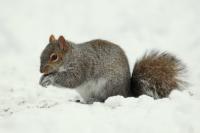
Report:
39,74,54,87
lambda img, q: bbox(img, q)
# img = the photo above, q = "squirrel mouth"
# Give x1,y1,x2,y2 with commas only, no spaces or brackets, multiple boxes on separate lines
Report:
43,71,56,76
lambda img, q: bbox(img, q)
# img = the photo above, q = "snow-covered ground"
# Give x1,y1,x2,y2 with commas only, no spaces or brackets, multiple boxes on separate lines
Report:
0,0,200,133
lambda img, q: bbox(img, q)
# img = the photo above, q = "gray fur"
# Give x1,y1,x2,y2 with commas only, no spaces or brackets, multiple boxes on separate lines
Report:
40,39,131,104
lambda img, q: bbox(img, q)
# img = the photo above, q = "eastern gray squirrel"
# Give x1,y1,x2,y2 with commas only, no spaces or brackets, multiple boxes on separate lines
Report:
39,35,186,103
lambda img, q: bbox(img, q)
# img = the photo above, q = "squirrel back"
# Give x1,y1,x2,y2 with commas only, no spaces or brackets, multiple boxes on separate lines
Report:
131,50,186,98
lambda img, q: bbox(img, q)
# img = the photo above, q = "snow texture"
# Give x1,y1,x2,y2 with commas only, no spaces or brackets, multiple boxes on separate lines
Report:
0,0,200,133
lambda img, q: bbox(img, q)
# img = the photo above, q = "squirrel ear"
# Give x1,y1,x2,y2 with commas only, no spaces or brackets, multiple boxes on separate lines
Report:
58,35,68,51
49,34,56,43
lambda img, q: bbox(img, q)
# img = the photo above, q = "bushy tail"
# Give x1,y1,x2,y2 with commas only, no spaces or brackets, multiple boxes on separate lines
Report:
131,50,187,99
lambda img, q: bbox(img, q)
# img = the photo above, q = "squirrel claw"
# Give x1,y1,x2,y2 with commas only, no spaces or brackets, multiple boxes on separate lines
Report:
39,75,52,87
41,80,51,87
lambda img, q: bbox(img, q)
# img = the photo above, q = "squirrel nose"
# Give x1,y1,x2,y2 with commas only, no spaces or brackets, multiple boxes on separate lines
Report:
40,65,49,74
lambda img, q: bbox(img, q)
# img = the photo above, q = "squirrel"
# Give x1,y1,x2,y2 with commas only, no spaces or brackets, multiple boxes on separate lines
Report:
39,35,131,104
39,35,186,103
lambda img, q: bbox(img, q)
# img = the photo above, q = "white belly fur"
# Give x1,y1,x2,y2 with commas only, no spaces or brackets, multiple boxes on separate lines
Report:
76,78,107,102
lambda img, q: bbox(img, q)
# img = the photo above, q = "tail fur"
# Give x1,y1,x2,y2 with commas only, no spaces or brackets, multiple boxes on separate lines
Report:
131,50,186,98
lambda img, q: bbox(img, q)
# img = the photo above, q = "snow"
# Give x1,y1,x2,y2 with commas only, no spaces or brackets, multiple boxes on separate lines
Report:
0,0,200,133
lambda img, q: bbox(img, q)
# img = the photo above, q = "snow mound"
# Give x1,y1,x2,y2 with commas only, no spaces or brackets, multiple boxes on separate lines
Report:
0,92,200,133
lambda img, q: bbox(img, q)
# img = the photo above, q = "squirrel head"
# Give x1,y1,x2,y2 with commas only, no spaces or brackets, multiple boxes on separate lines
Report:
40,35,71,75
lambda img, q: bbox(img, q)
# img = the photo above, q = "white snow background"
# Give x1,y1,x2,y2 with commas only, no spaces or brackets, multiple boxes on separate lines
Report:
0,0,200,133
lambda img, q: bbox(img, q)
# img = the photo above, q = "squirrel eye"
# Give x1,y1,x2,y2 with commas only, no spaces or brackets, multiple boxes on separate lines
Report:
50,53,58,62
